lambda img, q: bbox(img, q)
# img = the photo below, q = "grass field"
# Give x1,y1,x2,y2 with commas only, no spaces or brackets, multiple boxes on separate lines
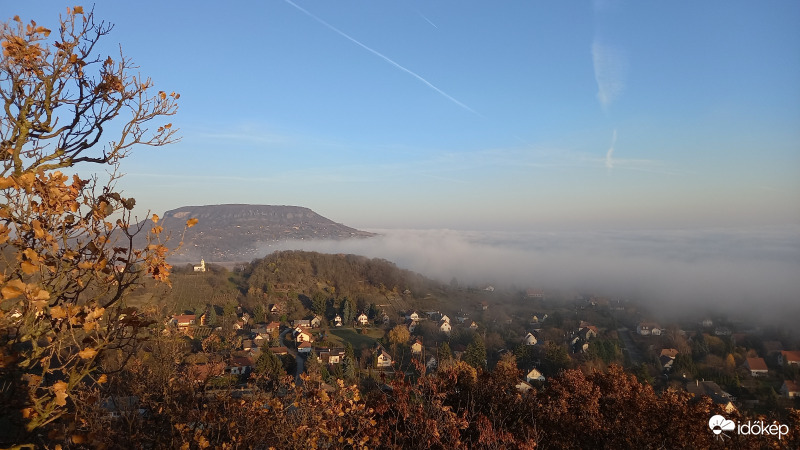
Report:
329,328,382,351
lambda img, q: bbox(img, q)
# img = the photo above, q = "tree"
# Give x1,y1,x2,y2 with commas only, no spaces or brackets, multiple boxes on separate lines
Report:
463,334,487,370
311,291,326,316
253,302,265,324
672,352,697,378
0,7,182,439
253,350,285,390
340,296,354,325
724,353,736,373
513,343,538,370
304,352,322,385
222,301,237,331
344,341,355,361
388,324,410,347
542,342,571,376
207,305,218,327
438,342,453,365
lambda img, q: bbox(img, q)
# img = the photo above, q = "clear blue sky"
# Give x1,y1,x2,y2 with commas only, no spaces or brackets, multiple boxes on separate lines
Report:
11,1,800,230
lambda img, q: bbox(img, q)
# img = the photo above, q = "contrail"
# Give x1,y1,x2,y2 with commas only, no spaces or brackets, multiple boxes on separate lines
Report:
605,129,617,170
284,0,480,116
416,10,439,29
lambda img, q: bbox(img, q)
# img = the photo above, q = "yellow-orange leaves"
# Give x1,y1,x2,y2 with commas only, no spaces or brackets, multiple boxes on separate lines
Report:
53,381,68,406
31,220,45,239
1,279,26,299
50,306,67,319
78,347,97,359
20,261,39,275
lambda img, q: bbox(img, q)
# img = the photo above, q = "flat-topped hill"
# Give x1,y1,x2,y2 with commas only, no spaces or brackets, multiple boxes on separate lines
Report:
135,204,375,262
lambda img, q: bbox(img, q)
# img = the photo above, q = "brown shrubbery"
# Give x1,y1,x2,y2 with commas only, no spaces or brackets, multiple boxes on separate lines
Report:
47,348,800,449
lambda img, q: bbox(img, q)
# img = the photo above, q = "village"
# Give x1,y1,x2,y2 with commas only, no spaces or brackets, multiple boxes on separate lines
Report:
160,263,800,416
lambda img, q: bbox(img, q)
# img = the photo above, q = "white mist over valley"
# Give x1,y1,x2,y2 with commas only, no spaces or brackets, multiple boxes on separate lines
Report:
263,226,800,323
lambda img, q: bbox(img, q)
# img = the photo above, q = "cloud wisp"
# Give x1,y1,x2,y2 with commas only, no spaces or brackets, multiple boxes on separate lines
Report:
605,128,617,169
592,41,627,110
284,0,479,116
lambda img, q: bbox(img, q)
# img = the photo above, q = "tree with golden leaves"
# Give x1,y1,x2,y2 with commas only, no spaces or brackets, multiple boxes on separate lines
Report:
0,6,189,442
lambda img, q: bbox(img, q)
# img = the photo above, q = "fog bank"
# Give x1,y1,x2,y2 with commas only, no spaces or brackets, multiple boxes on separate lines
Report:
260,226,800,323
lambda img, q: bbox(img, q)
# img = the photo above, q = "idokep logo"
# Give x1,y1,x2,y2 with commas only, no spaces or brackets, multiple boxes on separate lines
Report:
708,414,789,440
708,415,735,439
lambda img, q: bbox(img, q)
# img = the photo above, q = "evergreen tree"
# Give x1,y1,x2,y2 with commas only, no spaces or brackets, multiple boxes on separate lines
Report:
344,342,355,361
312,292,326,316
513,343,537,370
253,303,265,323
438,342,453,363
672,353,697,377
222,302,237,331
254,350,285,389
341,356,356,382
463,334,487,370
635,362,655,385
208,306,218,327
542,341,571,375
281,354,297,377
340,296,355,325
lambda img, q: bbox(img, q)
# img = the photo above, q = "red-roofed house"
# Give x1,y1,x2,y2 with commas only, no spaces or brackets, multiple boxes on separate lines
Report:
659,349,679,371
228,357,253,376
745,357,769,376
295,329,313,343
270,347,289,356
779,351,800,367
172,314,196,328
188,362,225,384
660,348,679,359
780,380,799,399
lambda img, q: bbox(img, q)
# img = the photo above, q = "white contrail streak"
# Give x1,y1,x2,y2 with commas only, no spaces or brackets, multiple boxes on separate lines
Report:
417,10,439,29
284,0,479,116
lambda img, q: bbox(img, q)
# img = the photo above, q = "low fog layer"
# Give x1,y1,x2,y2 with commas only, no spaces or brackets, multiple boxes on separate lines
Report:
261,227,800,325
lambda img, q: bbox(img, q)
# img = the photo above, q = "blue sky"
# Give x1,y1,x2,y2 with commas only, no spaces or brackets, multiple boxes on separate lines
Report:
12,1,800,230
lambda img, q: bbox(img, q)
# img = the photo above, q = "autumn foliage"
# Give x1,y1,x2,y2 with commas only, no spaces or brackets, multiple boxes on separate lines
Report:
47,348,800,449
0,6,188,443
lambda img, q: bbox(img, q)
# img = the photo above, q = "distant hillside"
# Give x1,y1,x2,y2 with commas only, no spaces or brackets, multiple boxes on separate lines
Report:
134,250,448,321
245,250,442,300
134,204,375,262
